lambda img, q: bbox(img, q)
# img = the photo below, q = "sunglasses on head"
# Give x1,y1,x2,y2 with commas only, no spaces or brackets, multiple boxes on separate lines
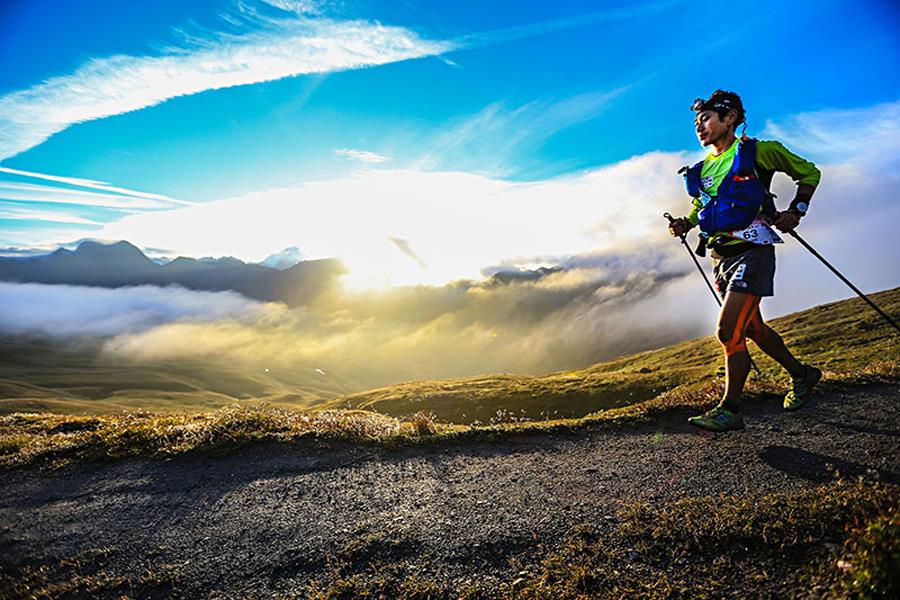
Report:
692,97,733,113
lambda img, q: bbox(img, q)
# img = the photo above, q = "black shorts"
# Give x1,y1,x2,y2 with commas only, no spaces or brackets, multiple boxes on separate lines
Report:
712,244,775,299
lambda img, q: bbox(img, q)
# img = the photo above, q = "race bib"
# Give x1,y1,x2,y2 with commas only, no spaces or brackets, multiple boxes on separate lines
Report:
726,217,783,245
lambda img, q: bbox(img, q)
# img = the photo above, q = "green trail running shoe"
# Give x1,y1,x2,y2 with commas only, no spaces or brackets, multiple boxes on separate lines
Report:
784,364,823,411
688,406,745,432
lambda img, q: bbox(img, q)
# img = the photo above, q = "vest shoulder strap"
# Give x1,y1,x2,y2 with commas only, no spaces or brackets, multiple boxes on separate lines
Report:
684,160,705,198
734,137,758,176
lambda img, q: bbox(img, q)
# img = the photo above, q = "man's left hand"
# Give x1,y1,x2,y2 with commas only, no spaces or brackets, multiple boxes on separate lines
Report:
773,210,800,232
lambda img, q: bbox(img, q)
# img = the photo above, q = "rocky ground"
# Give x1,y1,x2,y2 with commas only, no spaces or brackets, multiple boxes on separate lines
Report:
1,383,898,598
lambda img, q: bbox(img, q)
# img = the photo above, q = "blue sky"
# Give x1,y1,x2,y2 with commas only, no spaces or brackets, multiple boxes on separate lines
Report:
0,0,898,285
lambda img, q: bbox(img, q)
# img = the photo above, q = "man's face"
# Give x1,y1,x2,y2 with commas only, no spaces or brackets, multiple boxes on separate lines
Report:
694,109,730,146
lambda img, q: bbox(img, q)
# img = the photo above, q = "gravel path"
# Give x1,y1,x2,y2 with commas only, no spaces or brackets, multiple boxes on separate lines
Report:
2,384,898,597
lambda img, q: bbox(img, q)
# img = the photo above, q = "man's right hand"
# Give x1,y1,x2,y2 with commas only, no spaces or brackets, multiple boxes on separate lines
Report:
668,217,692,237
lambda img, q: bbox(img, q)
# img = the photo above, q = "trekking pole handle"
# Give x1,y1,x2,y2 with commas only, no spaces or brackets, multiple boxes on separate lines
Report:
663,212,688,243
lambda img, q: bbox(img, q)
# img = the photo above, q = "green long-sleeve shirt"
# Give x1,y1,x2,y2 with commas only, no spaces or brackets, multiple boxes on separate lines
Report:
686,138,821,237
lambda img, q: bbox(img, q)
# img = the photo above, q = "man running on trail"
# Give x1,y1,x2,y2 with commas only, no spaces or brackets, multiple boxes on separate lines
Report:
668,89,823,432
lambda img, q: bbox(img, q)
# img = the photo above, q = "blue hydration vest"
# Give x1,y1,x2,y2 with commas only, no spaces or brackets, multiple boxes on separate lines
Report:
683,138,767,235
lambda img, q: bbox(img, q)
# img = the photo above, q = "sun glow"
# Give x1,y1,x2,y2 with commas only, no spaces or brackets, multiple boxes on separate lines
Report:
99,158,691,290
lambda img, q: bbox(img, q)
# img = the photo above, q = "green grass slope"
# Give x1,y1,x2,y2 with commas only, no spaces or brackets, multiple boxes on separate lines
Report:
0,338,350,415
323,287,900,423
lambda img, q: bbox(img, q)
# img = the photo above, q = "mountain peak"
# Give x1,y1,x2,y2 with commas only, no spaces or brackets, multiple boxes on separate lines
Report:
261,246,304,270
74,239,145,256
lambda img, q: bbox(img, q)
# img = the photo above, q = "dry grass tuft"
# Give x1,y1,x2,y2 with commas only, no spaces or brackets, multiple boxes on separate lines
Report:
0,405,453,468
617,479,896,559
405,411,438,436
0,547,181,599
304,560,444,600
838,508,900,598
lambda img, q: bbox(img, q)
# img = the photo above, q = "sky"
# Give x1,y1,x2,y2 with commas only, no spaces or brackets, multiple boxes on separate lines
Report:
0,0,898,383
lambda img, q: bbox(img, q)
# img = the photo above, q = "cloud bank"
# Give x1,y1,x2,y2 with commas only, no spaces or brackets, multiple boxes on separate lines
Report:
0,282,274,338
100,271,700,385
0,11,452,159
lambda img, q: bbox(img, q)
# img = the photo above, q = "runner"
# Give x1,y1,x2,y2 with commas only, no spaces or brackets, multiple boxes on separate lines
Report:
668,90,823,432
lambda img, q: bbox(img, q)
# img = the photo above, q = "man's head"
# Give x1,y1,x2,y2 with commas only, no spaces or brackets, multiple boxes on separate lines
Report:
692,90,745,147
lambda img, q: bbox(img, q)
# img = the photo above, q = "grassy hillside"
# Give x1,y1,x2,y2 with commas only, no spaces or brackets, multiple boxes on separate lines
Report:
323,287,900,423
0,338,358,415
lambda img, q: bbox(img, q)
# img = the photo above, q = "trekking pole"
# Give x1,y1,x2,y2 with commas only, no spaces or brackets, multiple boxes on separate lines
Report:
663,213,761,375
663,212,719,302
787,230,900,334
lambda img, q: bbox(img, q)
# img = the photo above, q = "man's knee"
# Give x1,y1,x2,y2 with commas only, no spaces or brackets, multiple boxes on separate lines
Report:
715,323,732,346
717,294,759,356
717,321,747,355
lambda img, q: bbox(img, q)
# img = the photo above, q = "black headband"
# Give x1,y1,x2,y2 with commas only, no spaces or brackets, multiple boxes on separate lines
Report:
691,96,738,113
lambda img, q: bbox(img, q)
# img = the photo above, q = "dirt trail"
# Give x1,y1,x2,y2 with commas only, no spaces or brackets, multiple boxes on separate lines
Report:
2,384,898,597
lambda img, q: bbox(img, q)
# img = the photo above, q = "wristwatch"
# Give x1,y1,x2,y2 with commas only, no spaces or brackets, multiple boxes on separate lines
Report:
788,201,808,218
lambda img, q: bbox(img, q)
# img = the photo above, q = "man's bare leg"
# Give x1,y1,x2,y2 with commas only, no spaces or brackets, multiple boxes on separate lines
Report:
746,311,805,377
716,291,759,410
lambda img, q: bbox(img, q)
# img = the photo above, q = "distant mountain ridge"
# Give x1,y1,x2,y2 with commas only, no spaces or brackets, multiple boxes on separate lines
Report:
0,240,344,305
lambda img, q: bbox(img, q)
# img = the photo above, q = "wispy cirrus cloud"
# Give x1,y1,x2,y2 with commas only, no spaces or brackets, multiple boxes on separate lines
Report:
0,1,686,163
0,167,191,218
0,11,453,160
0,181,179,211
761,100,900,167
0,167,189,206
0,167,192,245
457,0,686,47
335,148,391,163
260,0,322,15
416,87,630,176
0,206,101,226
